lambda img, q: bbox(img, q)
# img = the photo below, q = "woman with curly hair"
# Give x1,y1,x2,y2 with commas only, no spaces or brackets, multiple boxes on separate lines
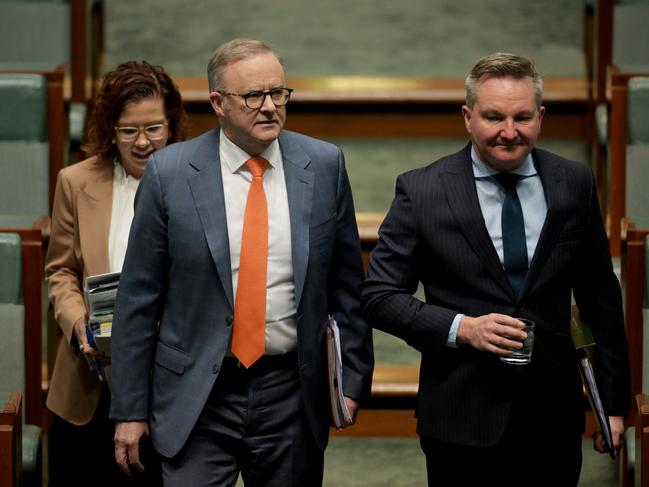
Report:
45,60,187,486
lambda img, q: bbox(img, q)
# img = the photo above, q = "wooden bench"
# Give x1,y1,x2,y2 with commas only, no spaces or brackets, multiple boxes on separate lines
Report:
621,219,649,406
0,392,22,487
606,68,649,257
619,221,649,487
635,394,649,487
172,75,590,141
333,365,419,437
0,225,46,428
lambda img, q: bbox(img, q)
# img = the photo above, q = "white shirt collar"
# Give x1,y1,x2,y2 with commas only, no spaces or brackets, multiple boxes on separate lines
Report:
219,131,281,174
470,145,537,179
113,158,139,185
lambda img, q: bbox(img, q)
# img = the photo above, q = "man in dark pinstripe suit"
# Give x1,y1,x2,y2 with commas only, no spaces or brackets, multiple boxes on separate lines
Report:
362,53,630,486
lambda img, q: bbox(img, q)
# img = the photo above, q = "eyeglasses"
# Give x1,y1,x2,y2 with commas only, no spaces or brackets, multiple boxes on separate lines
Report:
114,122,168,142
219,87,293,109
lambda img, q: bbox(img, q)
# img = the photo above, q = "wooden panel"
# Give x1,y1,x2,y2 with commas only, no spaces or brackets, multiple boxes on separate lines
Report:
69,0,87,103
371,365,419,398
595,0,613,104
0,392,22,487
184,99,589,141
175,76,589,105
332,409,417,437
44,70,66,212
0,425,17,487
636,394,649,487
178,75,590,140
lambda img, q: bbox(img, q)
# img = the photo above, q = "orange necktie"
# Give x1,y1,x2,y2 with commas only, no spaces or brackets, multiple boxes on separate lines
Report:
232,156,269,368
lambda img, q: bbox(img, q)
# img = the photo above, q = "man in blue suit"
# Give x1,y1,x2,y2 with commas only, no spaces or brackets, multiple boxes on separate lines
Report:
362,53,630,486
110,38,373,486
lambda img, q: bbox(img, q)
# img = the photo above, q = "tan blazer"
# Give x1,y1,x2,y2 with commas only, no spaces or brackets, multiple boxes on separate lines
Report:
45,155,113,425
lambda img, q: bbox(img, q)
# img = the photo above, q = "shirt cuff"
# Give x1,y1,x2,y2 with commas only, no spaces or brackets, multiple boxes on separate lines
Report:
446,314,464,348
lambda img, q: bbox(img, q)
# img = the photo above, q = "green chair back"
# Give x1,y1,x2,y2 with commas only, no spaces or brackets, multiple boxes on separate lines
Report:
0,1,69,72
625,77,649,228
613,3,649,72
628,77,649,145
0,233,25,398
0,74,50,222
0,231,42,479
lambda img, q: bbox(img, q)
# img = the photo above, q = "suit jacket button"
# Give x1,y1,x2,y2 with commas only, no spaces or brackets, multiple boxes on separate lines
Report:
226,316,233,327
212,364,219,374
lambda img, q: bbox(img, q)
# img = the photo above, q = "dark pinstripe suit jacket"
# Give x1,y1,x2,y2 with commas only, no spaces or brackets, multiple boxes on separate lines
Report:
362,143,630,447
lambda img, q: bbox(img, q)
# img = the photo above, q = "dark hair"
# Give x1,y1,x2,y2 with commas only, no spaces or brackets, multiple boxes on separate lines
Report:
465,52,543,108
82,61,188,158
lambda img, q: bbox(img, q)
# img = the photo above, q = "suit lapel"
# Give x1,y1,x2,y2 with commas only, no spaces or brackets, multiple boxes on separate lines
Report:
77,157,113,276
522,150,567,295
188,130,234,309
279,134,314,310
442,146,514,297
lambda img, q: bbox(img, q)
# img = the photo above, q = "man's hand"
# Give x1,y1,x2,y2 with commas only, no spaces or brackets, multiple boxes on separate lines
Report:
114,420,149,476
593,415,625,456
344,397,359,427
345,397,358,421
457,313,528,356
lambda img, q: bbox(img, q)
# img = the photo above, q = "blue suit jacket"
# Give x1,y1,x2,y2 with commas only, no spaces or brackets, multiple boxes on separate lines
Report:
363,144,630,446
109,129,373,457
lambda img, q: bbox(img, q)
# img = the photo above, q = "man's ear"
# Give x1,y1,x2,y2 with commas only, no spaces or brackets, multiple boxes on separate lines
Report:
461,105,472,134
209,92,225,117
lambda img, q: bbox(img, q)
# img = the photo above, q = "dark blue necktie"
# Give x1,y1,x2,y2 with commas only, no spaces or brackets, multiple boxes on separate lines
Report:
494,173,528,296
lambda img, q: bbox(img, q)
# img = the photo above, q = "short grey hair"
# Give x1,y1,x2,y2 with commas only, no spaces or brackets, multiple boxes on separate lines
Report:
207,38,282,92
465,52,543,108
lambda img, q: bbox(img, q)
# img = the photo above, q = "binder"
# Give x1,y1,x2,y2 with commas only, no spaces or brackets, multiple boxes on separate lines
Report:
326,315,353,430
570,305,615,459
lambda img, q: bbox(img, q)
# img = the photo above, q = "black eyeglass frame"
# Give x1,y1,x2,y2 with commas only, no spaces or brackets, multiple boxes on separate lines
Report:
218,87,294,109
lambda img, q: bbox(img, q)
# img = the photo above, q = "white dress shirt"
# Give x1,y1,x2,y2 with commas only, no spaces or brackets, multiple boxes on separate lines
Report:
108,161,140,273
220,131,297,355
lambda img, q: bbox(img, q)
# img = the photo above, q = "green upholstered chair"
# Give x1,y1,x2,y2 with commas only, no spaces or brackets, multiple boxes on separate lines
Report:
622,235,649,485
625,77,649,229
0,1,69,73
625,236,649,486
0,74,51,226
0,233,42,485
613,3,649,75
0,74,51,432
628,77,649,145
0,0,95,143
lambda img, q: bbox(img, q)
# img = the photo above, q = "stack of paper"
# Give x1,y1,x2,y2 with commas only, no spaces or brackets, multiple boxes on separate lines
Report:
326,315,353,430
84,271,120,389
